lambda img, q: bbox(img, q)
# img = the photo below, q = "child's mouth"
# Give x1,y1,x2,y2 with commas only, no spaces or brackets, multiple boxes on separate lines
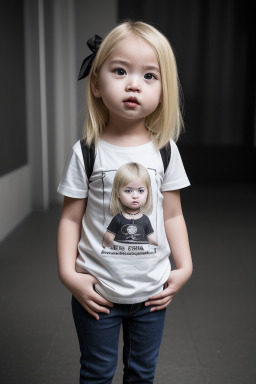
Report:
124,97,140,108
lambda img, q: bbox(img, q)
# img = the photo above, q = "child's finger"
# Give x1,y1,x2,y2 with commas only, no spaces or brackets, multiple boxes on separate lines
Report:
146,292,164,303
92,292,114,307
150,298,172,312
88,300,111,314
146,295,173,307
83,303,100,320
83,300,111,319
145,288,173,305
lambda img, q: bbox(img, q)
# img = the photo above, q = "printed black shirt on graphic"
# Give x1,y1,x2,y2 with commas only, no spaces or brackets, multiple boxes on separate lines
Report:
107,213,154,244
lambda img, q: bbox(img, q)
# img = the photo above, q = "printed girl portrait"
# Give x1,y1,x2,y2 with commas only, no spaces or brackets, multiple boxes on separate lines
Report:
103,163,158,248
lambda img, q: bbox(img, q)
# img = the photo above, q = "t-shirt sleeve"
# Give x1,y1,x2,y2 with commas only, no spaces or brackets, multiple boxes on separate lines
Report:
107,215,119,235
161,140,190,192
145,216,154,236
57,141,88,198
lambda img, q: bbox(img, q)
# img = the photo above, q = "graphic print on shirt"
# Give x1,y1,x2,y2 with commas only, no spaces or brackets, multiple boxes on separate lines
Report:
102,162,158,254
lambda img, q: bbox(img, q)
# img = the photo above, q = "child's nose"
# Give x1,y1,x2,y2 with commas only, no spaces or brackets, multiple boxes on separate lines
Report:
126,77,142,93
132,191,139,198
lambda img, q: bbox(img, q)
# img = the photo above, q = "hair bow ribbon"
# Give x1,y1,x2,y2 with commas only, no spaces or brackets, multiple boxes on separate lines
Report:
78,34,103,80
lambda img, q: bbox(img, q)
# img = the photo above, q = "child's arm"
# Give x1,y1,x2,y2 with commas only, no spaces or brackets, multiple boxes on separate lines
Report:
145,190,192,311
103,231,115,248
57,196,113,320
147,233,158,246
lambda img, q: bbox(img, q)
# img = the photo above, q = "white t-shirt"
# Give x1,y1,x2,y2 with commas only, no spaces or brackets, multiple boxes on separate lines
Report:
57,138,190,304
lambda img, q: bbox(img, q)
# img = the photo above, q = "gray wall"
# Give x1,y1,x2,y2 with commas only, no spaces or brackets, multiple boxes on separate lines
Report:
0,1,31,241
0,1,27,176
0,0,117,242
118,0,256,183
75,0,118,136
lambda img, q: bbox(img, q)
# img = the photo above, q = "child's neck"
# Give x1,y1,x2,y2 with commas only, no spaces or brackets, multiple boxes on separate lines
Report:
122,210,143,220
100,118,151,147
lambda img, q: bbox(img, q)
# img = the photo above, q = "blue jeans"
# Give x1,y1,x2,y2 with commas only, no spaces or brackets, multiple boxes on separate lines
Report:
72,296,166,384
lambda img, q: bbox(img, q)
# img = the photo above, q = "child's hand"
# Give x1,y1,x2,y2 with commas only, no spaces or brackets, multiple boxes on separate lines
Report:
145,269,190,312
69,273,114,320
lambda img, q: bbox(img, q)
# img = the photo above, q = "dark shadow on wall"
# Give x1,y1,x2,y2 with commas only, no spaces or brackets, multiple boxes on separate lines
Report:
118,0,256,183
0,1,27,177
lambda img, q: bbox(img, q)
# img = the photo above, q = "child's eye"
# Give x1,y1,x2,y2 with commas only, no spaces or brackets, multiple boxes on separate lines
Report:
124,189,132,193
138,189,145,194
144,73,156,80
114,68,126,76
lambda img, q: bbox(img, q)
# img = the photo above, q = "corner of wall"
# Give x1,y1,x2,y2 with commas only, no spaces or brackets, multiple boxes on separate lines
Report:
0,165,32,242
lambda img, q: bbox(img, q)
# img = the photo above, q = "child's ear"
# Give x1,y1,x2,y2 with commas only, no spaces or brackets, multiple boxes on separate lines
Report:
91,75,101,98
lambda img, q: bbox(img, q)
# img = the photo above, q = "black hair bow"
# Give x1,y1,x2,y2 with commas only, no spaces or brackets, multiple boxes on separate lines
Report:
78,34,103,80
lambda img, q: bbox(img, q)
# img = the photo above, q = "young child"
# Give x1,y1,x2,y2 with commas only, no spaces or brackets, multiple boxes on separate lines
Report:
103,162,157,247
57,21,193,384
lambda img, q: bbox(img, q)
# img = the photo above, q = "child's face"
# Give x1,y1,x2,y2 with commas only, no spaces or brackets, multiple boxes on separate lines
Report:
119,178,148,211
92,34,162,124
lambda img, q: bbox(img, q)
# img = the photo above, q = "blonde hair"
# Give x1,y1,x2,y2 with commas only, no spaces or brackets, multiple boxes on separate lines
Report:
110,163,153,215
84,21,183,149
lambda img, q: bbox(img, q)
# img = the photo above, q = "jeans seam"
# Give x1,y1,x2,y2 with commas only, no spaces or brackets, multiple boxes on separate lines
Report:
128,302,142,315
127,318,132,384
77,301,88,384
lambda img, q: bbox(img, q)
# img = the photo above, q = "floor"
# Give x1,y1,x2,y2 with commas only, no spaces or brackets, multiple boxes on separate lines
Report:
0,183,255,384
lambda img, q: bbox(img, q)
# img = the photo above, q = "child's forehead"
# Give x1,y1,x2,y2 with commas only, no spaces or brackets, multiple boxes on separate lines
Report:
121,178,147,188
108,34,159,66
